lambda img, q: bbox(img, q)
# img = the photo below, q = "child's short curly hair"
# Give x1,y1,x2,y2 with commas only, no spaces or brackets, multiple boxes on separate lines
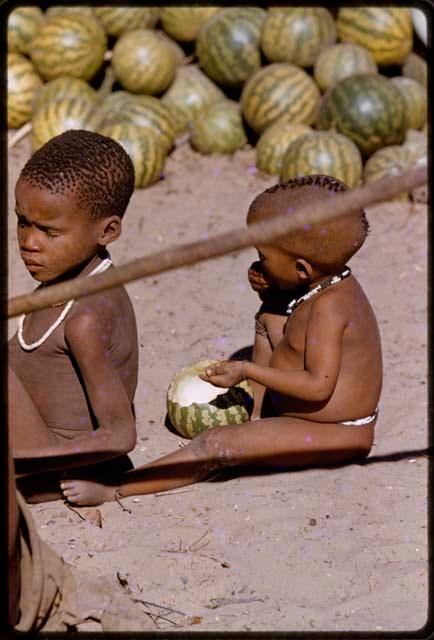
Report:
247,175,369,271
19,130,135,220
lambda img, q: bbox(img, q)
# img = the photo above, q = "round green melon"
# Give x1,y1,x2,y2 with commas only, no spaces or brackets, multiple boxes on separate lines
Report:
363,145,413,201
337,8,413,66
167,360,254,439
31,95,102,150
280,131,363,188
162,64,225,135
391,77,427,130
29,14,106,81
196,7,266,88
45,6,96,20
262,7,337,68
256,121,312,175
317,73,407,157
314,43,378,92
7,7,45,55
161,7,221,42
8,53,43,129
100,123,165,189
102,94,176,154
99,90,136,123
112,29,177,95
402,52,427,89
241,63,320,134
94,6,160,37
191,100,247,155
32,76,98,114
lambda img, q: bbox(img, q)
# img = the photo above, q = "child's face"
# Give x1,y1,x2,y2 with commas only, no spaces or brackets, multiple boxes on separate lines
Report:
15,179,104,283
256,244,300,290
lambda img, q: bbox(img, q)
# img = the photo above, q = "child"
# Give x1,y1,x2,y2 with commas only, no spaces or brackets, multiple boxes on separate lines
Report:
9,129,138,502
60,174,383,506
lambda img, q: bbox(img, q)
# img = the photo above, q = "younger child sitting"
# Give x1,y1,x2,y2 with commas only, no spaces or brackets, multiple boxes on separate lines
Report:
10,130,139,502
60,174,383,506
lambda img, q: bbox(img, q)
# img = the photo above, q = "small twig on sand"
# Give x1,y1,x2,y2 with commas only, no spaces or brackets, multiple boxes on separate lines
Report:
131,597,189,619
64,501,86,521
206,596,265,610
155,487,196,497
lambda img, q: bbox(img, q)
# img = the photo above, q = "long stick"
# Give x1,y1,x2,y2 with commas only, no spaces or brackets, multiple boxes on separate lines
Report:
6,166,428,319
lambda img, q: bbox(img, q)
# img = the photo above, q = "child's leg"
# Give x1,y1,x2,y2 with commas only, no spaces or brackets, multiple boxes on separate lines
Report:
61,415,374,506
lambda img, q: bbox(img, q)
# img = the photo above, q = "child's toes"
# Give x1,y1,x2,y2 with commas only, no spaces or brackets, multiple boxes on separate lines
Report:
60,480,77,497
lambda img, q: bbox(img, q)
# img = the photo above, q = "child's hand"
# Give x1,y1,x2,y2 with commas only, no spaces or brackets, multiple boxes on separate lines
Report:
248,261,274,294
200,360,246,388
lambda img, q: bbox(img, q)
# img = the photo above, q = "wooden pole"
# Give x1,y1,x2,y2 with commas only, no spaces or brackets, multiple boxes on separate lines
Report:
6,166,428,319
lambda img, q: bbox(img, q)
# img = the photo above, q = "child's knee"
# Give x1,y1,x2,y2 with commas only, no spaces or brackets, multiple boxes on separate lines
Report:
191,427,236,467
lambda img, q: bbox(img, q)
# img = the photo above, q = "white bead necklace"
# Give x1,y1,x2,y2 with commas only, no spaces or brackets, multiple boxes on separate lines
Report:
18,256,113,351
287,267,351,316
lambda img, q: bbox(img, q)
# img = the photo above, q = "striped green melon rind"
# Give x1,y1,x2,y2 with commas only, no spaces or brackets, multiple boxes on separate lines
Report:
160,7,221,42
45,6,95,20
314,43,378,92
402,52,427,88
241,63,321,134
94,6,160,37
262,8,337,68
191,100,247,155
403,129,428,164
391,77,427,130
99,90,137,122
256,121,312,175
100,123,166,189
337,8,412,66
166,359,254,439
32,76,98,114
8,53,43,129
162,64,225,135
196,7,266,87
29,14,106,81
363,145,413,201
7,7,45,55
102,94,176,154
31,95,103,150
280,131,363,188
317,73,407,157
112,29,177,95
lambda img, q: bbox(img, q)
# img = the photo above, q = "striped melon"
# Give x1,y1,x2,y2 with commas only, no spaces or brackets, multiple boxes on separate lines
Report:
167,360,253,439
102,95,176,154
280,131,363,188
94,6,160,37
29,14,106,81
337,8,413,66
45,6,95,20
112,29,177,95
155,30,187,65
314,43,378,92
390,77,427,130
32,76,98,114
31,95,103,150
100,123,165,189
7,7,45,55
402,52,427,88
317,73,407,157
241,63,321,134
403,129,428,164
8,53,43,129
162,65,225,135
99,90,136,123
160,7,221,42
196,7,266,87
256,122,312,175
363,145,413,201
262,8,337,68
190,100,247,155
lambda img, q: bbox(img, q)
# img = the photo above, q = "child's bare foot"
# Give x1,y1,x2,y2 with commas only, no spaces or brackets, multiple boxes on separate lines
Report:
60,479,116,506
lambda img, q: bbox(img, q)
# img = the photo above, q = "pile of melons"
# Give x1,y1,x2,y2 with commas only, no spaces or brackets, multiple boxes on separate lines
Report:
7,6,428,198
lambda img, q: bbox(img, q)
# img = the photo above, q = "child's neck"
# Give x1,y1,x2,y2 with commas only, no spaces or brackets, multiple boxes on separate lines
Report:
307,265,348,291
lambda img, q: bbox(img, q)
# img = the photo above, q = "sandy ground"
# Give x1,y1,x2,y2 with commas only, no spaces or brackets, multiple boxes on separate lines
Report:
7,137,428,632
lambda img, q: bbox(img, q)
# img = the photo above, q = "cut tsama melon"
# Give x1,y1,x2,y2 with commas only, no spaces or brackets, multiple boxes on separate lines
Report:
166,360,253,439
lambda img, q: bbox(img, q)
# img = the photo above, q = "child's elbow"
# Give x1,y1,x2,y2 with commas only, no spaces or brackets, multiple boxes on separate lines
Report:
113,425,137,455
310,378,334,402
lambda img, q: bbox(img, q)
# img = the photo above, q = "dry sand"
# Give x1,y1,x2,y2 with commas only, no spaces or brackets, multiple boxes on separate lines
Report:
7,137,428,632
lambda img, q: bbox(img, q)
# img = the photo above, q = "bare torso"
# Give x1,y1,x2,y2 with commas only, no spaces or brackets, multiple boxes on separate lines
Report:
259,276,382,422
9,269,138,441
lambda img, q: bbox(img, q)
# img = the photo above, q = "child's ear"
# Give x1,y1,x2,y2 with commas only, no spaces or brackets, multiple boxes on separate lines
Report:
295,258,313,281
98,216,122,246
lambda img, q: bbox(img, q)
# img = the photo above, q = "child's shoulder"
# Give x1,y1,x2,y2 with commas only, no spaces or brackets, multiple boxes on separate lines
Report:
309,274,364,317
65,285,134,337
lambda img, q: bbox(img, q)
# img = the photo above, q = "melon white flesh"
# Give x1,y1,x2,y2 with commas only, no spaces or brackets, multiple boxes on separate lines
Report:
169,360,228,406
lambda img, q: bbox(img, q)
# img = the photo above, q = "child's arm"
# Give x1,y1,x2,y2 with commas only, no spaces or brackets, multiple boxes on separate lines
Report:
202,294,348,402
